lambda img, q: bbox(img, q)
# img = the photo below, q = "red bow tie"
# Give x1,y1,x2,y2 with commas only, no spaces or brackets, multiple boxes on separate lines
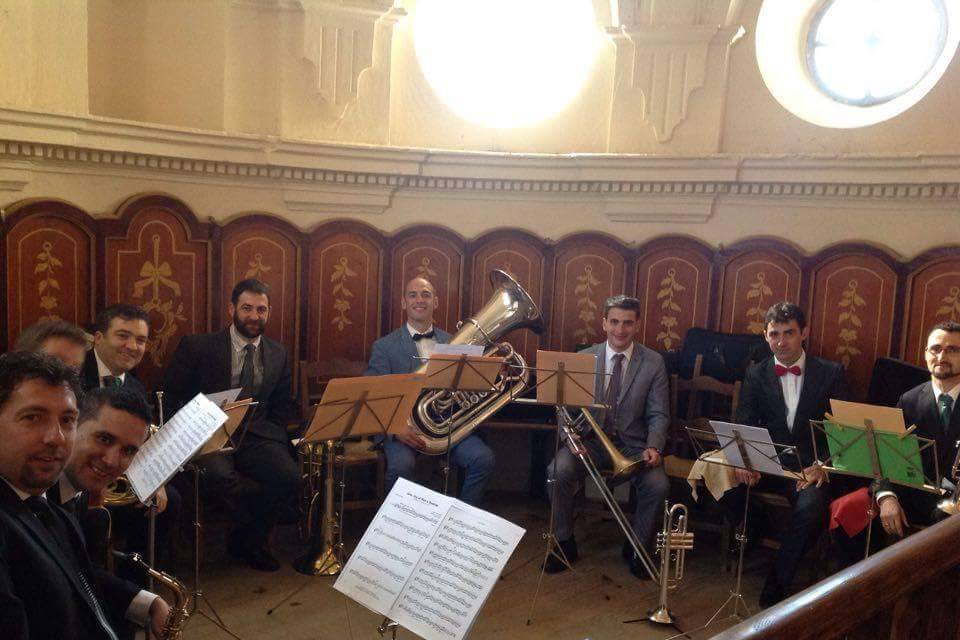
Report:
775,364,802,377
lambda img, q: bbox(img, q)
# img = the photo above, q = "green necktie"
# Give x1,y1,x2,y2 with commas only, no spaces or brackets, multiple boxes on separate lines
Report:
939,394,954,432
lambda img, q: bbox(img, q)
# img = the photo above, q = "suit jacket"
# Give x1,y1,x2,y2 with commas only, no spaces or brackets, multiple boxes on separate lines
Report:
736,354,849,468
80,350,148,401
0,481,126,640
364,326,453,376
581,342,670,453
160,329,294,443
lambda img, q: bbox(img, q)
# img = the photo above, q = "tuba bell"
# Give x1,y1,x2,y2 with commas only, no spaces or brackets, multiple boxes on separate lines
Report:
412,269,543,454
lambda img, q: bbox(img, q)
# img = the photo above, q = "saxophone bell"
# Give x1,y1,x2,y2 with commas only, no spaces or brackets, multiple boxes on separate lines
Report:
112,551,191,640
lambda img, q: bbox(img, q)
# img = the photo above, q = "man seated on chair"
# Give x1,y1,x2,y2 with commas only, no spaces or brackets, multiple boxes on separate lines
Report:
544,294,670,578
162,278,299,572
730,301,848,607
14,319,90,372
364,275,495,506
874,321,960,537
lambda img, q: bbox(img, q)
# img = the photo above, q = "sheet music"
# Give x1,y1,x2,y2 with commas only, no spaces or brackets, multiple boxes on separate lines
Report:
205,387,242,408
710,420,796,478
126,393,228,503
432,344,484,357
334,478,525,640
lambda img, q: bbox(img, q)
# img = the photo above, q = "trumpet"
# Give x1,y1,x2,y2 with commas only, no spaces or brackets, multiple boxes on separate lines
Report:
937,440,960,516
649,502,694,625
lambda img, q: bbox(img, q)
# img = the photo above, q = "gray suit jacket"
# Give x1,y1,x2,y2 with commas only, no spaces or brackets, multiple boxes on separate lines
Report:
582,341,670,453
364,326,453,376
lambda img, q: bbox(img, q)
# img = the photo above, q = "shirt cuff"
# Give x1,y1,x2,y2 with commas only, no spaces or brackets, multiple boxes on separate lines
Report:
875,491,897,505
126,590,159,626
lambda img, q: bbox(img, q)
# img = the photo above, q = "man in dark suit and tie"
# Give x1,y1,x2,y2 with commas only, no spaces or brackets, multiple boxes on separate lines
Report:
365,276,495,505
80,304,150,400
875,321,960,536
161,278,299,571
0,351,167,640
732,301,849,607
544,295,671,577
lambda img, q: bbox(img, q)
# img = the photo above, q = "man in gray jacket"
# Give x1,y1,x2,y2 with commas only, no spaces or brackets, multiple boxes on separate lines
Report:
545,294,670,577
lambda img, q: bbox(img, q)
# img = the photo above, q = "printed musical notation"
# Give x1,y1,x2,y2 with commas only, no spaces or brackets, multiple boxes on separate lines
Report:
333,478,525,640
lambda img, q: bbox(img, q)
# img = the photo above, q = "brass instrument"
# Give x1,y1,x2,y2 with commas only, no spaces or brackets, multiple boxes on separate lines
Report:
649,502,694,625
103,391,164,507
295,439,344,575
560,406,645,481
937,440,960,516
412,269,543,454
114,551,191,640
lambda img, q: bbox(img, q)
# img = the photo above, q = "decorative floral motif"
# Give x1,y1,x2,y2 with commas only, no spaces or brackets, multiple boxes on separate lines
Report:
133,235,185,365
936,285,960,322
330,256,357,331
655,268,685,350
745,272,773,334
835,279,866,368
573,264,601,343
415,256,438,280
244,252,272,280
34,241,63,320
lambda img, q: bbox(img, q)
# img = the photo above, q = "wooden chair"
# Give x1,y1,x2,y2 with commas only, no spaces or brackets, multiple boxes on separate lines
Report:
668,354,742,456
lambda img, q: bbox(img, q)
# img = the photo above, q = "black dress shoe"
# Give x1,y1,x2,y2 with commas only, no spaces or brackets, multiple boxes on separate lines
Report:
228,534,281,572
626,549,652,580
543,537,578,574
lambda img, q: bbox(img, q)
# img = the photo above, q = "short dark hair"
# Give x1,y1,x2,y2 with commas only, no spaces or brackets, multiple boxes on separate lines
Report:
764,301,806,331
0,351,82,414
231,278,271,306
14,320,90,352
94,304,150,334
603,294,641,318
78,386,152,427
931,321,960,335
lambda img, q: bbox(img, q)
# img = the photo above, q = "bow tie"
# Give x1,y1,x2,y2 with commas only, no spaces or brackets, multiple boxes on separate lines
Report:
412,330,435,342
102,375,123,387
775,364,802,377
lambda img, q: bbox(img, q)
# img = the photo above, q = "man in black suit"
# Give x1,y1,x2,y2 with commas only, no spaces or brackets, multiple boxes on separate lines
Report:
162,278,298,571
876,321,960,536
0,351,168,639
80,304,150,400
14,319,90,372
731,301,848,607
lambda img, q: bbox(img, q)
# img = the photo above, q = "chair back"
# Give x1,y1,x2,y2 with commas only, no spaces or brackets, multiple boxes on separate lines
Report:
669,354,742,455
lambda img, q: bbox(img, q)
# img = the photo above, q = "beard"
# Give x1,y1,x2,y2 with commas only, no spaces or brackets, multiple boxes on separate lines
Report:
932,364,956,380
233,312,265,339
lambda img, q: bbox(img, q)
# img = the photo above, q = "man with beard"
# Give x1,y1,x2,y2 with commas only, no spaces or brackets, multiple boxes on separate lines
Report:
875,321,960,536
162,279,298,571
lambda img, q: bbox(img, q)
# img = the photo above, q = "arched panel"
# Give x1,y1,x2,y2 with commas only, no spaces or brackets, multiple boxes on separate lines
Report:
390,229,464,334
903,254,960,365
718,247,803,335
808,253,898,400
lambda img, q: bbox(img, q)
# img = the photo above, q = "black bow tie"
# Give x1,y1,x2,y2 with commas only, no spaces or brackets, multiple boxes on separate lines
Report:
412,330,435,342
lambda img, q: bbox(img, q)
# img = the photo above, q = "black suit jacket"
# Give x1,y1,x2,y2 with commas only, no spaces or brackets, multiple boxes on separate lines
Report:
80,350,148,401
0,481,126,640
736,354,849,468
161,328,294,443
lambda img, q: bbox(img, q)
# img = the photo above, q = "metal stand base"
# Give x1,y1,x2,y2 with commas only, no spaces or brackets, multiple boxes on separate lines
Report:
378,616,400,639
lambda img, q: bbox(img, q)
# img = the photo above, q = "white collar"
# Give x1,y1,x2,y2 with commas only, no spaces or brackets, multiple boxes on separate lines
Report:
229,324,262,351
58,475,82,503
0,476,42,501
931,379,960,403
94,348,126,383
406,323,435,338
774,350,807,373
605,341,635,363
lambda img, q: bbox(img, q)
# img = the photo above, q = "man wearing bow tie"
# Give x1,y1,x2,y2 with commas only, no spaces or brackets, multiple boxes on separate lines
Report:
80,304,150,400
365,276,495,505
732,301,848,607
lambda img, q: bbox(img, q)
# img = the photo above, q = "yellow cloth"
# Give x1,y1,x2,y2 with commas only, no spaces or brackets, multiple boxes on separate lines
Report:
687,449,738,502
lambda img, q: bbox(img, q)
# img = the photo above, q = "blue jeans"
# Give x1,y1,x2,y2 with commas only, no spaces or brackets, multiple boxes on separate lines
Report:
383,433,495,506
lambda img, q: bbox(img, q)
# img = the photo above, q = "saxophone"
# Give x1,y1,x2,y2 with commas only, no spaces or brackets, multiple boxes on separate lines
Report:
113,551,191,639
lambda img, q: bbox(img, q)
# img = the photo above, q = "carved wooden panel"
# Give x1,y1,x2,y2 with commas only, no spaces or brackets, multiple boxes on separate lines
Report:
469,232,546,365
634,239,712,352
308,227,383,364
903,256,960,365
4,202,95,347
808,254,898,400
219,218,301,367
718,249,803,335
104,197,210,390
390,230,464,334
550,237,627,353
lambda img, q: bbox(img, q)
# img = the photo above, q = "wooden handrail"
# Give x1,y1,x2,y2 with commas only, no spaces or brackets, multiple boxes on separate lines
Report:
710,514,960,640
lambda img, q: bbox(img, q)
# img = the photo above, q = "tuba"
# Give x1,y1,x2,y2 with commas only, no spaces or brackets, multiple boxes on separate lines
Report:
412,269,543,454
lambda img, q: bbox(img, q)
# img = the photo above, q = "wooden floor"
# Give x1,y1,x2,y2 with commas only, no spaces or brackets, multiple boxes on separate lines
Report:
176,494,771,640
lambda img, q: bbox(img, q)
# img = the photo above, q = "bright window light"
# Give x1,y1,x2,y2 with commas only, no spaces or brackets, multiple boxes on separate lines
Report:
413,0,602,129
807,0,947,105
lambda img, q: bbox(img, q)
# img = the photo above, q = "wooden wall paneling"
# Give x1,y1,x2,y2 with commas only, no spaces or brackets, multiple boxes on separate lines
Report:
807,248,899,400
307,221,384,364
901,249,960,365
549,234,628,352
468,230,547,365
634,236,713,352
3,200,97,348
219,215,304,374
103,195,212,391
389,227,465,335
716,240,804,336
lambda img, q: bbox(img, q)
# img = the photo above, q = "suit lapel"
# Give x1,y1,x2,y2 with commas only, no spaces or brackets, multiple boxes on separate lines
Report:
618,343,643,403
763,359,787,416
216,329,234,390
399,329,420,374
260,337,279,391
592,345,604,400
794,356,824,428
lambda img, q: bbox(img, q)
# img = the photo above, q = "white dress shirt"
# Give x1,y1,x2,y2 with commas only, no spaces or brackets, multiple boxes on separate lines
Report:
930,379,960,413
94,349,126,386
407,323,437,361
603,341,634,394
229,324,263,389
775,351,806,432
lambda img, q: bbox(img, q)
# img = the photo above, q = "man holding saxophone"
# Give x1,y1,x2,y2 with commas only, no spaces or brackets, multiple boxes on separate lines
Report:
545,294,671,578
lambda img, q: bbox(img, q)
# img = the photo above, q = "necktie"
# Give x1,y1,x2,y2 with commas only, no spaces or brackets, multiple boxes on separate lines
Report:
412,330,436,342
239,343,256,397
101,375,122,387
939,394,954,433
775,364,802,377
604,353,625,431
25,496,119,640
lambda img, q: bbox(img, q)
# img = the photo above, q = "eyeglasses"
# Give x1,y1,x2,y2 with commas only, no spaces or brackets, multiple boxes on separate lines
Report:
926,345,960,356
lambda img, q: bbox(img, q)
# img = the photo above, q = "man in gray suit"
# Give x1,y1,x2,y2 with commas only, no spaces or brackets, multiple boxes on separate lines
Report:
545,294,670,577
365,276,495,506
